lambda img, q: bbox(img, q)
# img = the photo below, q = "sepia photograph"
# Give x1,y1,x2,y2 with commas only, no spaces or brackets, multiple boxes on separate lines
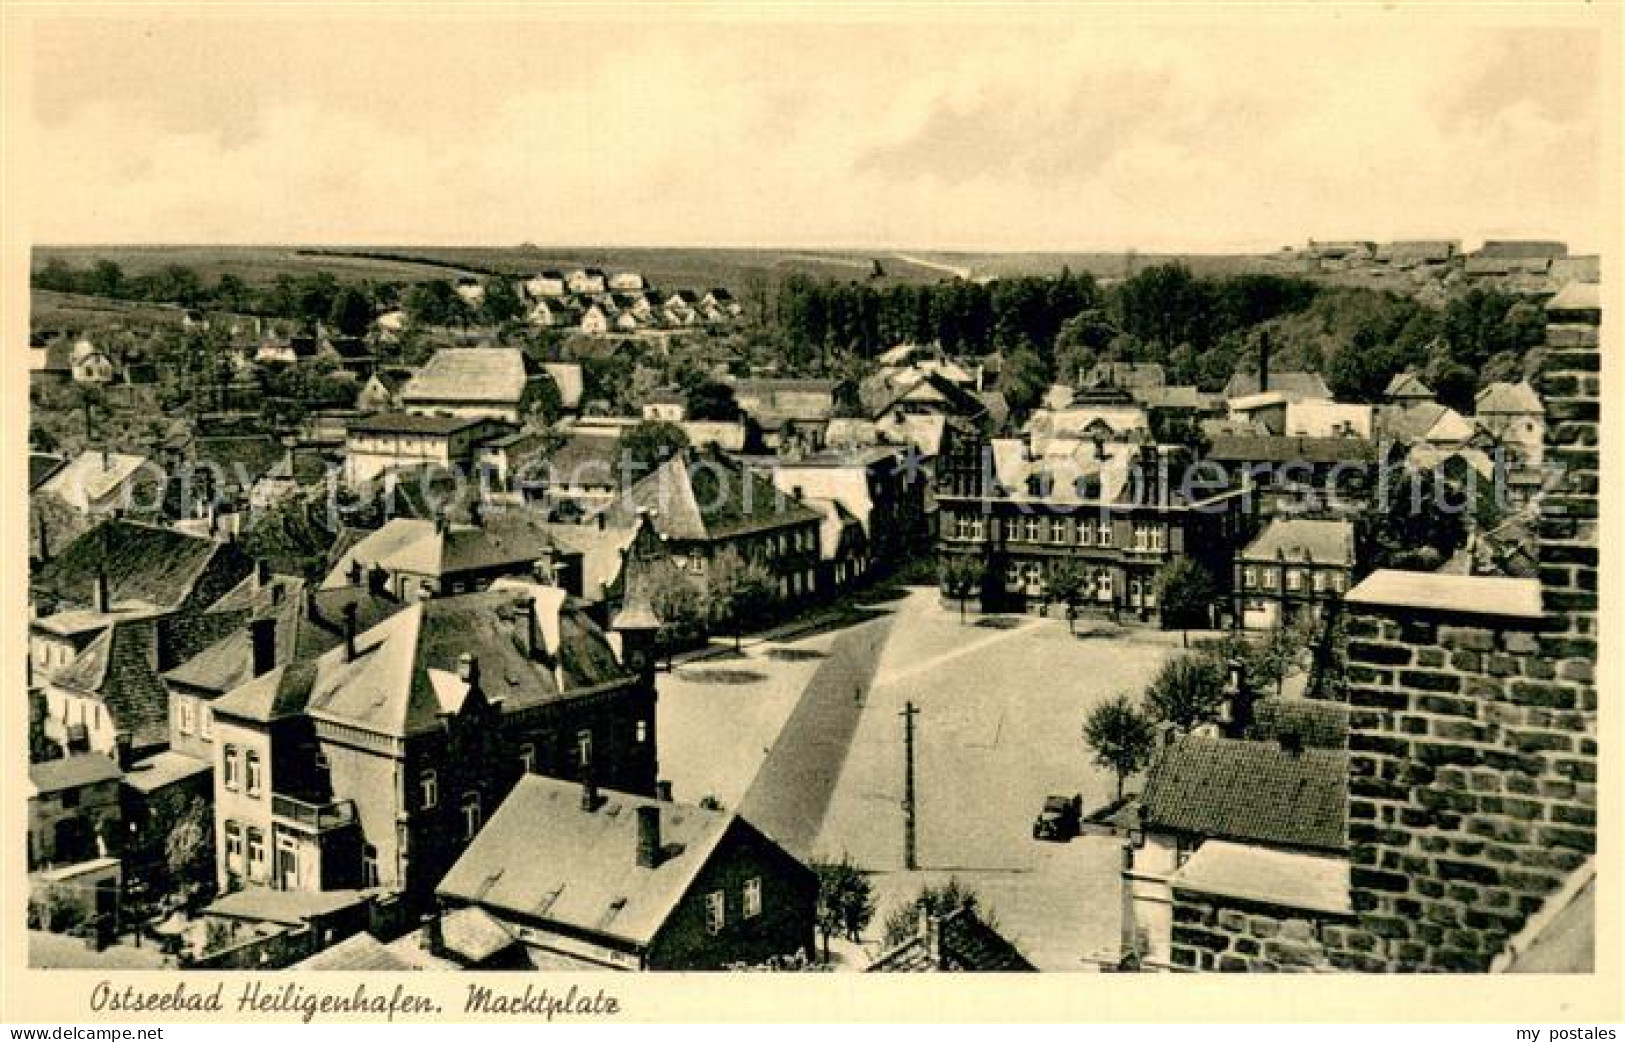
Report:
1,0,1619,1026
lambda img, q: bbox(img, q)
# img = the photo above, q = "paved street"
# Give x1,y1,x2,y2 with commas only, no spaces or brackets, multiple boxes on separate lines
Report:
657,586,1180,970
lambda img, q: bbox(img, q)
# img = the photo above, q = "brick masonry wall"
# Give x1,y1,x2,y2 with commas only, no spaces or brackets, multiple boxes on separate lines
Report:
1169,890,1358,972
1331,298,1600,972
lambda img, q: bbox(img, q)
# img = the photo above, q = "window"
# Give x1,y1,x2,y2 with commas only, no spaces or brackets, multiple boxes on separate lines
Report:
953,513,973,540
1050,518,1068,544
1097,519,1114,547
60,787,80,810
222,745,240,791
705,890,726,933
1022,516,1041,542
225,822,243,874
635,720,649,744
576,730,593,769
461,792,482,839
179,698,196,736
689,553,707,575
245,750,262,798
362,844,380,888
1095,570,1114,601
519,743,536,774
1077,519,1094,546
1286,569,1304,592
1330,572,1346,593
420,769,439,810
199,705,213,740
743,878,762,919
1244,566,1258,589
1312,571,1327,593
246,828,266,882
969,516,984,541
1263,569,1278,590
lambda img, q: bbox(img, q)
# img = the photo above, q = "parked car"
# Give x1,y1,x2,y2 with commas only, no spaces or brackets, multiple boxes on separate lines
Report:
1033,794,1083,841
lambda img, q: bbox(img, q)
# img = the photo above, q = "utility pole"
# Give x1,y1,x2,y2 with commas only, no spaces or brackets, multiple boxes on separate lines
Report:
901,701,919,871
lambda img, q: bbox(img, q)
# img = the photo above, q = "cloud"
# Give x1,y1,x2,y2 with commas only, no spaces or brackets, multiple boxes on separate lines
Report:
25,16,1607,251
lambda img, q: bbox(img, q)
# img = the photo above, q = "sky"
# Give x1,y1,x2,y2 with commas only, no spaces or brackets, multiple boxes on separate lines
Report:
22,12,1611,253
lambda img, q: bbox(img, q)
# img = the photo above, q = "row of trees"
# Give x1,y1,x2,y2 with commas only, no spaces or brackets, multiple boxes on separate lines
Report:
938,554,1219,637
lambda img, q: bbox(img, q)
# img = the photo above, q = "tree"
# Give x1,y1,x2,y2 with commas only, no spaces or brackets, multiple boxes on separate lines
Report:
327,285,374,338
1153,558,1218,645
812,856,876,960
1046,560,1088,634
404,279,470,328
1083,693,1158,800
480,278,525,326
881,877,991,949
164,796,215,899
709,548,777,651
1144,653,1228,733
520,373,565,432
684,379,742,422
617,420,689,482
646,567,708,658
939,554,984,624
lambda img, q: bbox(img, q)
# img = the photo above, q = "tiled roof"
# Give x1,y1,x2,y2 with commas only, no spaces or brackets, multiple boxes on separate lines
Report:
30,453,67,492
440,906,518,964
120,749,212,794
1383,372,1434,400
403,348,530,406
28,753,123,795
191,435,287,488
1239,518,1355,565
1248,698,1349,751
867,907,1036,972
438,775,735,948
32,519,250,614
1140,736,1348,853
49,619,173,749
295,932,418,971
39,451,152,504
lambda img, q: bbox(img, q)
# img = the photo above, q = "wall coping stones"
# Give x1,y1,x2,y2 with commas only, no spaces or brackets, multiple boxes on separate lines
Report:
1346,571,1543,623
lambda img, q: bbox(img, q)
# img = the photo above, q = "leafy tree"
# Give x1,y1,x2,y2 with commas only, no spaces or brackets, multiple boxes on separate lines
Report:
1083,693,1158,800
708,547,777,651
1046,560,1088,634
1366,466,1469,571
1153,558,1218,644
327,285,374,338
520,373,565,432
646,568,708,657
213,273,251,313
812,856,876,959
480,278,525,326
939,554,984,624
164,796,215,899
881,877,991,949
684,380,742,422
1144,653,1228,733
617,420,689,481
404,279,470,328
88,259,126,299
1000,346,1051,418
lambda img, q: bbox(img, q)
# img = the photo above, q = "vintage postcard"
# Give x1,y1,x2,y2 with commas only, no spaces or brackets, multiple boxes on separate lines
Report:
2,1,1620,1026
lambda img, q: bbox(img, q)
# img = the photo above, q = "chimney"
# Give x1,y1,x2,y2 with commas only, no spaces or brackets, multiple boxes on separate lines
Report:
520,597,541,659
342,602,358,662
250,617,277,677
1279,729,1304,757
580,776,599,813
1258,332,1272,394
469,498,484,528
112,732,133,771
101,447,111,471
255,559,272,590
348,558,364,586
636,804,662,869
457,652,480,688
93,570,111,614
920,906,944,969
595,511,607,531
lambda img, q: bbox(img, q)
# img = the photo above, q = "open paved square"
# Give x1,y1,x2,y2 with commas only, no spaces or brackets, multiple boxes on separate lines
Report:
657,586,1182,969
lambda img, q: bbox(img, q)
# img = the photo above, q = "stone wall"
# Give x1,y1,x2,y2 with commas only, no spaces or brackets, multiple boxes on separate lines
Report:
1169,891,1354,972
1330,291,1600,971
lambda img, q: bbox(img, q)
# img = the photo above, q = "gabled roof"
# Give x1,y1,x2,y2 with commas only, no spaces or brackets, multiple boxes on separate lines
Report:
1474,381,1542,416
294,932,418,971
1239,518,1356,565
542,362,584,409
28,753,123,795
1140,735,1348,853
1221,372,1332,402
49,618,173,749
1247,698,1349,751
1382,372,1434,400
32,519,249,614
1545,281,1600,316
402,348,529,406
1170,841,1352,917
161,577,307,696
303,586,628,738
602,451,820,541
437,775,737,948
867,906,1037,972
347,412,498,436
